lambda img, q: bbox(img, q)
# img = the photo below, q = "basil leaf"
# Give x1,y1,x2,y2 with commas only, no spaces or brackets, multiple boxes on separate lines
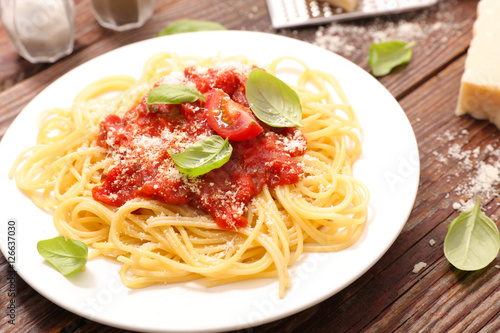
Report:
368,40,416,77
148,84,206,108
37,236,88,276
169,135,232,176
246,69,302,128
158,20,226,36
444,198,500,271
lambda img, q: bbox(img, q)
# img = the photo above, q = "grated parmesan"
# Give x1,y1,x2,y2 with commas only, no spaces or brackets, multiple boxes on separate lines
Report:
313,0,468,58
433,130,500,212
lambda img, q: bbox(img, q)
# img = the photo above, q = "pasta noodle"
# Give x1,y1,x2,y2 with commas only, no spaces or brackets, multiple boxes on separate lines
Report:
10,53,369,298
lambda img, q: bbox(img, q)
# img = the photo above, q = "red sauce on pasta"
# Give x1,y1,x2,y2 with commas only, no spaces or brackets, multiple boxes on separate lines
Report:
92,64,307,229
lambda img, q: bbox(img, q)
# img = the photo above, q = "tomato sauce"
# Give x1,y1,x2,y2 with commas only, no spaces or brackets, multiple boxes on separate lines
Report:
92,64,307,230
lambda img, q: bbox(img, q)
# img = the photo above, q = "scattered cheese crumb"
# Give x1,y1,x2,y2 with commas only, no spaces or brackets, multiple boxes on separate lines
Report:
429,239,435,246
412,262,427,274
433,130,500,212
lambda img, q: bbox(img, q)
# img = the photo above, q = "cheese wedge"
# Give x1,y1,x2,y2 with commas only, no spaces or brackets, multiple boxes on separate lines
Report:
456,0,500,128
324,0,358,12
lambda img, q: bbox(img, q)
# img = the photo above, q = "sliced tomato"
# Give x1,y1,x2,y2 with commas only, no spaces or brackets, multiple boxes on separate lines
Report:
204,89,263,141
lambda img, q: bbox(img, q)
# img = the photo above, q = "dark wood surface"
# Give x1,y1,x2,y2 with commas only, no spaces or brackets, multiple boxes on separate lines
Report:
1,0,499,332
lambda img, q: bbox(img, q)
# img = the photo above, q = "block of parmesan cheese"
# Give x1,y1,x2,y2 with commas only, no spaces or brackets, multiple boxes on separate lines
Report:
324,0,358,12
456,0,500,128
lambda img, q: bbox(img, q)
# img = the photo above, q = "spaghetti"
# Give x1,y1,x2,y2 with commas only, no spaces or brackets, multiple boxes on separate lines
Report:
10,53,369,298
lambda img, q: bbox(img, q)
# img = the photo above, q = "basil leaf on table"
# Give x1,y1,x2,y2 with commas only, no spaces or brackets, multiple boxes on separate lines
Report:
158,20,226,36
169,135,232,176
246,69,302,128
444,197,500,271
147,84,206,108
368,40,416,77
37,236,88,276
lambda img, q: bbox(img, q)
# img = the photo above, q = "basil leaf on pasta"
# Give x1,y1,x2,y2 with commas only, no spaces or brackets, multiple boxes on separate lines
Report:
169,135,232,176
37,236,88,276
444,197,500,271
158,20,226,36
147,84,206,109
246,69,302,128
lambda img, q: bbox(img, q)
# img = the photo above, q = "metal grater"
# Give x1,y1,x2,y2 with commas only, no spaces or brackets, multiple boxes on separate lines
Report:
266,0,439,29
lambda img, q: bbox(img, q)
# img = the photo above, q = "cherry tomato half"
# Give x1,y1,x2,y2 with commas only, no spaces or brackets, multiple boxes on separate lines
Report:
204,89,263,141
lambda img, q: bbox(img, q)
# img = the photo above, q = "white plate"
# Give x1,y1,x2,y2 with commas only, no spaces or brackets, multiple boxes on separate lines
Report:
0,31,419,332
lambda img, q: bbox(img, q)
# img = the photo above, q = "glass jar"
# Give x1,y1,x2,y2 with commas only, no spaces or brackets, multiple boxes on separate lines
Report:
0,0,75,63
90,0,155,31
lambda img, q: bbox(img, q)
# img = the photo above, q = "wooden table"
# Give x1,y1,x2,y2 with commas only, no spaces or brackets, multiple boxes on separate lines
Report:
1,0,499,332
